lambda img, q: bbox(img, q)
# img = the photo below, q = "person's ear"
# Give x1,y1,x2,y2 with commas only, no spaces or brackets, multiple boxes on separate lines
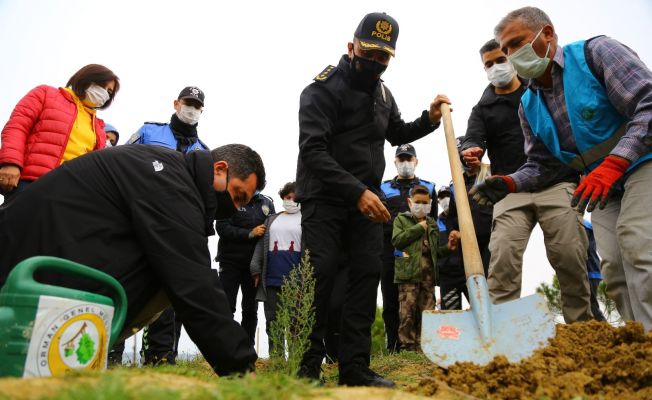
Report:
541,24,555,42
213,160,228,174
212,161,228,191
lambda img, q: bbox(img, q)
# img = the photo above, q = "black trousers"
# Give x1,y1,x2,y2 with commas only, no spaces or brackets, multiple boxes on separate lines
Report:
141,307,182,363
324,264,348,363
440,238,491,311
219,261,259,346
380,240,400,352
300,201,382,374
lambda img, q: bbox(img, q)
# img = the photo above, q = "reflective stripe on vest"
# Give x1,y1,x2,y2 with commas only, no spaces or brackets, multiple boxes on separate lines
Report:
521,39,651,174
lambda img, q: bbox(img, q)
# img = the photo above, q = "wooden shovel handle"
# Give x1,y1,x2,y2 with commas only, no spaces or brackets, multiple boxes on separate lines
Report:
440,103,485,278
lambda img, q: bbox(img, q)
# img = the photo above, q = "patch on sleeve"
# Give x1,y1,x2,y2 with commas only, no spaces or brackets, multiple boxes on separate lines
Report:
314,65,337,82
126,132,142,144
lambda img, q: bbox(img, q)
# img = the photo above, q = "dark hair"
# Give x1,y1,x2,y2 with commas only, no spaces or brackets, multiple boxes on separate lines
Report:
66,64,120,110
278,182,296,199
479,39,500,55
211,144,266,190
410,184,430,198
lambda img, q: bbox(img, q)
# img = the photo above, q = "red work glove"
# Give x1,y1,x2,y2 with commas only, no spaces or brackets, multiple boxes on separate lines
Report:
571,155,630,213
469,175,516,206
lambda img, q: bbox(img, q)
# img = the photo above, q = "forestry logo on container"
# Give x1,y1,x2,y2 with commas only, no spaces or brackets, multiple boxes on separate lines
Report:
23,296,114,377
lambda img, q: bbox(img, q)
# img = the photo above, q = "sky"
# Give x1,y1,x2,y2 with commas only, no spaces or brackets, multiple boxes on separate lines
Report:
1,0,651,358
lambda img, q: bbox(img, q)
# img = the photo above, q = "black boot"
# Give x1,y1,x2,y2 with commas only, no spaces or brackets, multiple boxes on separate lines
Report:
339,366,395,387
297,363,324,385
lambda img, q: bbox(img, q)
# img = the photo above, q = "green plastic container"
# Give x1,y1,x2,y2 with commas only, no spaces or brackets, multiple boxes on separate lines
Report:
0,256,127,377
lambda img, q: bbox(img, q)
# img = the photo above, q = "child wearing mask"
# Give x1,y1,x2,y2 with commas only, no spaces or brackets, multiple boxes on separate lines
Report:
250,181,302,354
392,185,460,351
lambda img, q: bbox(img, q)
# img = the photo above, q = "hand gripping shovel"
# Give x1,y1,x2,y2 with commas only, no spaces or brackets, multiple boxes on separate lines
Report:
421,104,555,367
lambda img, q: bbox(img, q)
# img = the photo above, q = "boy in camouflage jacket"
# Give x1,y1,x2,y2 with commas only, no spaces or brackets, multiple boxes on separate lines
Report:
392,185,460,351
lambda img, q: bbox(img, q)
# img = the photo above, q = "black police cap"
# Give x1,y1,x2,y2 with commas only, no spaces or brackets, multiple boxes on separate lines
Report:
396,143,416,157
354,12,399,57
178,86,205,106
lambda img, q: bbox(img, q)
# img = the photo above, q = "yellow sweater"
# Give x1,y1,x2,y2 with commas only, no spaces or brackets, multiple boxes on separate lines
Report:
61,88,97,163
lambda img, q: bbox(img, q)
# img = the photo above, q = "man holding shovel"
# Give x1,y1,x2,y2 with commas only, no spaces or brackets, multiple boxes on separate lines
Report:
472,6,652,331
461,38,592,323
296,11,450,386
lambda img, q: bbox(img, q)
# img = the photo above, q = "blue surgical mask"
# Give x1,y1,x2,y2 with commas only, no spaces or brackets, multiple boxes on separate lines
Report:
508,27,551,79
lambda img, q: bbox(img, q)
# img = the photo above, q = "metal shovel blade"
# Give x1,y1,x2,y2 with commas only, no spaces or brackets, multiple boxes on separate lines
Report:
421,275,556,367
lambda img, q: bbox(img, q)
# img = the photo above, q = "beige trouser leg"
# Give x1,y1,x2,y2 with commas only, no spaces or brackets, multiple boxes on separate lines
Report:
591,196,634,321
489,183,592,323
488,192,537,302
593,162,652,330
534,182,591,323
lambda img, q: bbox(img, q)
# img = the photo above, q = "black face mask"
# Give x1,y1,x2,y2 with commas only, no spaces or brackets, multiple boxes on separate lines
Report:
350,55,387,91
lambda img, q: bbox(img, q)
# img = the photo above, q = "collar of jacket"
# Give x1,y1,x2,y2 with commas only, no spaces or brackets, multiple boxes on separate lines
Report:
477,78,526,106
184,150,217,236
338,54,384,94
390,175,421,189
58,87,77,104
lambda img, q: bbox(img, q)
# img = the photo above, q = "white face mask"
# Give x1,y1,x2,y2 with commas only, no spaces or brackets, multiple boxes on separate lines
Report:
438,197,450,213
177,105,202,125
397,161,416,178
486,61,515,88
508,27,551,79
85,84,110,108
283,199,301,214
409,201,431,219
105,140,113,148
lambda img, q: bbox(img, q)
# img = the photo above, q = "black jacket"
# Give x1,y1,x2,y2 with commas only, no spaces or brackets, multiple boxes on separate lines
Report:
215,193,275,266
0,145,256,376
437,174,493,286
296,55,438,206
462,83,528,176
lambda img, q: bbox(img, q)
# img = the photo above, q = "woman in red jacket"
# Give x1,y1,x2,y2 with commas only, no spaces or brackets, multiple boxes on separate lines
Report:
0,64,120,202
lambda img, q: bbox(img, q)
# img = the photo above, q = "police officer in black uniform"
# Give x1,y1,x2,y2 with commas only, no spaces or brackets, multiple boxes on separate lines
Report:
379,143,437,353
295,12,451,387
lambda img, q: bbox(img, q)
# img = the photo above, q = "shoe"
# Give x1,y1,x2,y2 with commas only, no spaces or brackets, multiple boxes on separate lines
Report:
143,351,176,366
107,351,122,366
297,363,323,384
339,367,396,388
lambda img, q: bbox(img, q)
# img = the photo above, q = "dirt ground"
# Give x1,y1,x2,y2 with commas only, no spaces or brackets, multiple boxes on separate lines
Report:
415,321,652,400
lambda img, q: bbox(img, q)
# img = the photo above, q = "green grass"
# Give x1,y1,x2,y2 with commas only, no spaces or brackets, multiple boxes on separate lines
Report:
43,362,319,400
0,351,437,400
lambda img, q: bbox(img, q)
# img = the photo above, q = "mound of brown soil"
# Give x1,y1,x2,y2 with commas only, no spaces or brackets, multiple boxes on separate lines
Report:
419,321,652,400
